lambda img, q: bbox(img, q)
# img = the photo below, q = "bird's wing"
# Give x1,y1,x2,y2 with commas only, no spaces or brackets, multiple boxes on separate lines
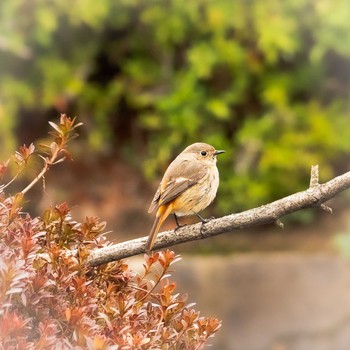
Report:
148,187,161,213
148,159,207,213
159,177,197,206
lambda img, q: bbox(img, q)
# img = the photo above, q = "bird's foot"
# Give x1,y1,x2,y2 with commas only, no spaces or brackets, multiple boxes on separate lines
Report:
174,223,187,231
196,213,215,224
174,214,187,231
197,214,215,237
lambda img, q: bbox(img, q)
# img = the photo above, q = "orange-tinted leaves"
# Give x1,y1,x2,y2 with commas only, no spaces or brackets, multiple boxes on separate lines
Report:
0,116,221,349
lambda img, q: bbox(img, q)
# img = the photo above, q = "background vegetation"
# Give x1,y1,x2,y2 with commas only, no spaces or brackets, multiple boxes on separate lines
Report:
1,0,350,214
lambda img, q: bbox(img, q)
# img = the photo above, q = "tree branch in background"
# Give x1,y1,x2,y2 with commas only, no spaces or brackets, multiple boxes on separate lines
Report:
87,166,350,267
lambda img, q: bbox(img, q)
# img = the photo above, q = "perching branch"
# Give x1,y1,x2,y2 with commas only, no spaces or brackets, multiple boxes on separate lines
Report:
87,166,350,267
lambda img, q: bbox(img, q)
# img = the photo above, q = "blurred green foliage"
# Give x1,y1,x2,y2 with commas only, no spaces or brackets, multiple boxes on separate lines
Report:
1,0,350,213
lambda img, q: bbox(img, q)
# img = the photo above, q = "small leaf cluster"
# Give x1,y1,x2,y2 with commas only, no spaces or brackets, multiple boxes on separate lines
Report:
0,117,221,349
1,114,82,196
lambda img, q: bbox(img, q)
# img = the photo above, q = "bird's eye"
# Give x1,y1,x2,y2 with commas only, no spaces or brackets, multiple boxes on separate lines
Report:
200,150,207,156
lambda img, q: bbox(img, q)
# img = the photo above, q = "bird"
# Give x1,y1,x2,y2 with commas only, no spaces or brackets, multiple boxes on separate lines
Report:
145,142,224,252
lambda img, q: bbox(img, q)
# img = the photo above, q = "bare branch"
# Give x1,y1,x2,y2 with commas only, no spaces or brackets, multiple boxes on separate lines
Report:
309,165,319,188
21,160,50,195
87,168,350,267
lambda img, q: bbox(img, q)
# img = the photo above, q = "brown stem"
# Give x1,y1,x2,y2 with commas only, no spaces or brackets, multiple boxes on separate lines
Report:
21,150,62,195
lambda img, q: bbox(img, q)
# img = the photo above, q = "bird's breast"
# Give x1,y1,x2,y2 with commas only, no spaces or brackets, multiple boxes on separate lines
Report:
172,165,219,216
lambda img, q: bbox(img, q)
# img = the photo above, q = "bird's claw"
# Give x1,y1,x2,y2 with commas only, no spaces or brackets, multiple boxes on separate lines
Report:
175,223,187,231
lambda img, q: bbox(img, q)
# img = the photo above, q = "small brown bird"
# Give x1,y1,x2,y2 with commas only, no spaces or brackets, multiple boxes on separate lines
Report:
146,142,224,252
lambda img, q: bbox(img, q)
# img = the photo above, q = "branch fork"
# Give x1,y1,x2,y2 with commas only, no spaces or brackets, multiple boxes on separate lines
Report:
308,165,333,213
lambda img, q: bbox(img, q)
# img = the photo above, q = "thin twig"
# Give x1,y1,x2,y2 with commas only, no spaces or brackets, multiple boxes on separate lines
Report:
21,161,50,195
21,147,64,195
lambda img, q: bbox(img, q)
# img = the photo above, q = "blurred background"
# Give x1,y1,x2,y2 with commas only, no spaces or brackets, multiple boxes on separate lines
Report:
1,0,350,349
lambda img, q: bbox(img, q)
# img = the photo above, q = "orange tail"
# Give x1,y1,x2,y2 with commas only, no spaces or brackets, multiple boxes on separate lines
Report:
145,203,173,252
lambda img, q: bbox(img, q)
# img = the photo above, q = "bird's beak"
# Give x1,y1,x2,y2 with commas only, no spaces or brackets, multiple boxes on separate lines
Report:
214,150,225,156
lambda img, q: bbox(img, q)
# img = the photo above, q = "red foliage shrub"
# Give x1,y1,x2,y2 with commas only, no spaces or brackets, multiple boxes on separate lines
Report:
0,115,221,349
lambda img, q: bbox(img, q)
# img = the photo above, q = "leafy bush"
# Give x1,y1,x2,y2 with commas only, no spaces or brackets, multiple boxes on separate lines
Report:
0,116,221,349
